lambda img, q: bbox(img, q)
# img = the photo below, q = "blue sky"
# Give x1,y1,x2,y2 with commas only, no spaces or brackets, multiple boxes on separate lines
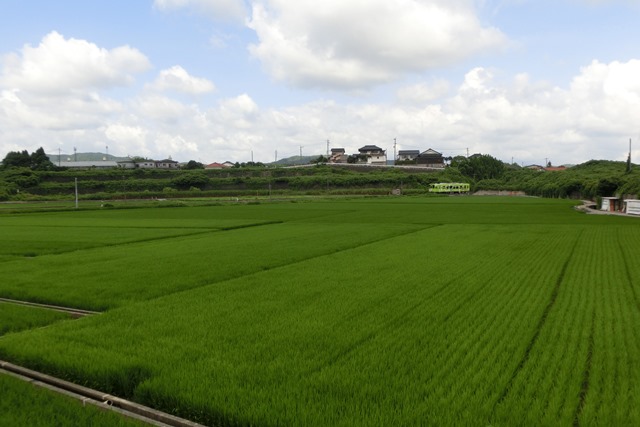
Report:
1,0,640,165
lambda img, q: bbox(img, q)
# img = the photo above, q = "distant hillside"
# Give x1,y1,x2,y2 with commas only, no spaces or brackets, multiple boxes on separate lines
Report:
270,155,321,166
47,152,130,163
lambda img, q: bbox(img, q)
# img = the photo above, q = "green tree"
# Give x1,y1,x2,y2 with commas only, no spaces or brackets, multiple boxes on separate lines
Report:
170,172,210,189
30,147,55,170
183,160,204,170
2,150,31,169
2,147,55,170
454,154,505,181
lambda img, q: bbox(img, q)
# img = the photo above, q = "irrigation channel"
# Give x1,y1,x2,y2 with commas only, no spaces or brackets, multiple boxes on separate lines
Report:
0,297,206,427
0,297,99,318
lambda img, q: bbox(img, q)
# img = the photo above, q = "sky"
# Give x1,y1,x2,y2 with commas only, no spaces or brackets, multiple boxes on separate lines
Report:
1,0,640,165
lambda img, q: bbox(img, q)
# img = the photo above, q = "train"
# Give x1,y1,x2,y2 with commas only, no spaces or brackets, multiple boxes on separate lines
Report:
428,182,471,193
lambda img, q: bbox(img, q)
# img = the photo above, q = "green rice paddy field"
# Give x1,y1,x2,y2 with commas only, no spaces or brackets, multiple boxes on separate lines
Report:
1,196,639,426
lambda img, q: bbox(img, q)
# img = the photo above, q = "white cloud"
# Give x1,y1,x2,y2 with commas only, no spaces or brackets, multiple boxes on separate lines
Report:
153,0,247,22
396,80,451,104
2,38,640,166
247,0,507,89
148,66,216,94
0,31,150,96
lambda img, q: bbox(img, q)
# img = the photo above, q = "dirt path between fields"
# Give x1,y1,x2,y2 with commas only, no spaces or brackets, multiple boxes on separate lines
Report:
574,200,639,217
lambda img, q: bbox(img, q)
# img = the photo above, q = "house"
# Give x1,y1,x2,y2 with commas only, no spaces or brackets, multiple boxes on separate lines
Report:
525,165,545,171
117,159,136,169
329,148,348,164
544,166,567,172
116,158,180,169
156,159,179,169
137,160,157,169
397,150,420,162
416,148,444,168
358,145,387,165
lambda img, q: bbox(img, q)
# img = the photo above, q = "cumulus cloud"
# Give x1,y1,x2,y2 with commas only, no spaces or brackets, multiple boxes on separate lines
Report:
0,31,150,96
397,80,451,103
2,35,640,166
147,66,216,94
153,0,247,22
247,0,507,89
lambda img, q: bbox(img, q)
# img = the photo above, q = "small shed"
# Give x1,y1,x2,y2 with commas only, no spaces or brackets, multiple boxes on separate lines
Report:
624,199,640,215
601,197,622,212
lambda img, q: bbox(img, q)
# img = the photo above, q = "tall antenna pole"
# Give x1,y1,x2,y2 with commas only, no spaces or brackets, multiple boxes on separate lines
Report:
73,147,77,162
299,146,303,158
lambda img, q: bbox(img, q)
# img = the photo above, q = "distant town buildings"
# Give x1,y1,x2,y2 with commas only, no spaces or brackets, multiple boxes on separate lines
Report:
117,158,179,169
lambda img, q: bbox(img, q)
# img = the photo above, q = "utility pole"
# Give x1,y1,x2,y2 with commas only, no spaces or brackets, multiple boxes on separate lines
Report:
627,138,632,173
326,140,330,157
74,178,78,209
73,147,77,162
251,150,254,163
393,138,397,165
58,147,61,167
466,147,469,157
275,150,278,163
299,146,303,159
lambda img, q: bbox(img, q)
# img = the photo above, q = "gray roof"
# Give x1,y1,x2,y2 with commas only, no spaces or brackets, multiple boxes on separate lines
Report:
359,145,384,152
58,161,118,168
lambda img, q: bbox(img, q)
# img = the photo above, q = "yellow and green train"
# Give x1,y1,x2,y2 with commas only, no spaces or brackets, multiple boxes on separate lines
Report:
428,182,471,193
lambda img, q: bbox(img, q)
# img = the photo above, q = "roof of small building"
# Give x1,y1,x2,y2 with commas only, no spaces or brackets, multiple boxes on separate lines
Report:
59,161,118,168
418,148,442,156
206,162,226,169
359,145,384,152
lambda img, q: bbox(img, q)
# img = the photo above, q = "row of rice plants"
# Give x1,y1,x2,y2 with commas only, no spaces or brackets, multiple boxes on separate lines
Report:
0,224,214,258
320,196,634,226
0,223,582,425
0,207,275,229
0,221,422,310
0,373,144,427
577,226,640,425
491,225,640,426
0,303,71,336
296,226,582,426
